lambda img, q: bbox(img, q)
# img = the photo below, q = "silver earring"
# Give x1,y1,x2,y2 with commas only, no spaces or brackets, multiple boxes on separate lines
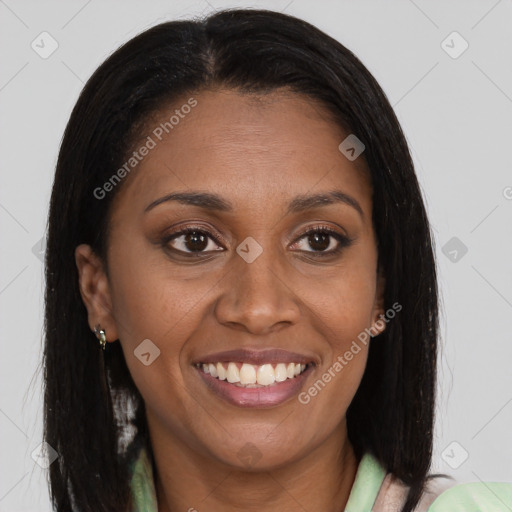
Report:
94,324,107,350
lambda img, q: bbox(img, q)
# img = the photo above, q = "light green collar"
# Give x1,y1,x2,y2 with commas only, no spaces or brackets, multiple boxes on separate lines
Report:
129,445,387,511
129,445,158,512
344,451,387,511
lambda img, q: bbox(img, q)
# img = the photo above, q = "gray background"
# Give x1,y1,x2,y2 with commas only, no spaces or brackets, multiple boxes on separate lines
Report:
1,0,511,510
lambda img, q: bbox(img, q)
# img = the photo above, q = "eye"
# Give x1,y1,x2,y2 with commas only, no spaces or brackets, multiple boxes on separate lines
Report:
162,226,225,255
290,225,353,256
160,224,353,258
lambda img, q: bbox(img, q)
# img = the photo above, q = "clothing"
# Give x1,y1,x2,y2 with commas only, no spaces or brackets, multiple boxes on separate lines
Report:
129,443,512,511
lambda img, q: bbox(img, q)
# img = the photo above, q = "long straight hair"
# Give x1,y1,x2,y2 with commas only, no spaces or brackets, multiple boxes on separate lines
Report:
43,8,439,511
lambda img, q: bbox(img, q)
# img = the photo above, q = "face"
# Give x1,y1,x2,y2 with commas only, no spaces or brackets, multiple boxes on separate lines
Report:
76,88,385,471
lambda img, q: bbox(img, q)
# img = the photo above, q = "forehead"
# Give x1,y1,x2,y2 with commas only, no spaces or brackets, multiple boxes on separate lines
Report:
110,88,372,218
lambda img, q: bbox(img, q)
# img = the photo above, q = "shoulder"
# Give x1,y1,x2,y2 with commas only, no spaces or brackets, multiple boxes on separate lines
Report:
374,470,512,512
427,481,512,511
373,471,456,511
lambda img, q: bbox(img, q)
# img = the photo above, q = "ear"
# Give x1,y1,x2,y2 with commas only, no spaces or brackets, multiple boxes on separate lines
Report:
74,244,119,343
370,268,387,337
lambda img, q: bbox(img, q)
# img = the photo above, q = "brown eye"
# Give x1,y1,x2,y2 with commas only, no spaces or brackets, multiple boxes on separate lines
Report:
182,231,209,252
163,228,224,254
291,226,353,256
306,231,331,251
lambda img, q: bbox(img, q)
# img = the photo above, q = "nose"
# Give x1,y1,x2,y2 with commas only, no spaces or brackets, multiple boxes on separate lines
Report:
214,243,301,335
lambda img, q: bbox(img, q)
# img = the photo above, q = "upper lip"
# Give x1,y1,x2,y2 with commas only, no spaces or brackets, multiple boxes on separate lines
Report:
192,348,317,366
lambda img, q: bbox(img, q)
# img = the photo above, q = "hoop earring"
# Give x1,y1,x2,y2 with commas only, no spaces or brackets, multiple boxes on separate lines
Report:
94,324,107,350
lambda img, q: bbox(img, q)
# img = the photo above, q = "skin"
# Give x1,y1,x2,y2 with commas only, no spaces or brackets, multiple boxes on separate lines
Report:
75,88,386,512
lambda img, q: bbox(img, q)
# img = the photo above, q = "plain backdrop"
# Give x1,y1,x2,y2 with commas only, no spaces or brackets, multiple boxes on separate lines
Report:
1,1,511,510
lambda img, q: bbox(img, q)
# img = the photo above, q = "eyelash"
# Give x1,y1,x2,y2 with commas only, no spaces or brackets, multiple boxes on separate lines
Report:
292,225,353,257
160,224,353,259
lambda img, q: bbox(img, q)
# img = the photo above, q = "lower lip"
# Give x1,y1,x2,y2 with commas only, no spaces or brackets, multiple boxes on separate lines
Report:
195,365,314,408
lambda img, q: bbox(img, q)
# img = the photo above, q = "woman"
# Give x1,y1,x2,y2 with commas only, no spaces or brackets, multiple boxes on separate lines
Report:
43,8,511,512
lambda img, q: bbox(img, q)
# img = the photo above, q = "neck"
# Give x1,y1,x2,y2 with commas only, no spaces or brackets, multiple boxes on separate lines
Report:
150,421,359,512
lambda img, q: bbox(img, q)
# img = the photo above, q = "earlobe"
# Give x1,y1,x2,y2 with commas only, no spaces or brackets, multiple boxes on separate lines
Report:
74,244,118,342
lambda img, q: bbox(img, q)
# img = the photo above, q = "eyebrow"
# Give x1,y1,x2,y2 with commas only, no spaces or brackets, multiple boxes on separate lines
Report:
144,190,364,218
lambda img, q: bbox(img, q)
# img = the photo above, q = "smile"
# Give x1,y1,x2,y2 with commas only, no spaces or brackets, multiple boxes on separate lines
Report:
192,348,317,407
195,361,309,387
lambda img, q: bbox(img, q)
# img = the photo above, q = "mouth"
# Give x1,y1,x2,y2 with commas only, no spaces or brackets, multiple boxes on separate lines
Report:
192,349,316,408
194,361,311,387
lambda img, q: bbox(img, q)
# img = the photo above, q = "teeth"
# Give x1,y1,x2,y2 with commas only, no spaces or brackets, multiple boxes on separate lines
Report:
217,362,226,380
226,362,240,383
239,363,257,385
275,363,287,382
199,361,309,387
257,364,275,385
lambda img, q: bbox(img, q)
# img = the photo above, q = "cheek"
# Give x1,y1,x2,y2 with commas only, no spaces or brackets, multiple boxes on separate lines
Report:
297,250,376,411
106,240,223,403
308,259,378,349
106,252,203,428
107,239,209,344
298,271,373,432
